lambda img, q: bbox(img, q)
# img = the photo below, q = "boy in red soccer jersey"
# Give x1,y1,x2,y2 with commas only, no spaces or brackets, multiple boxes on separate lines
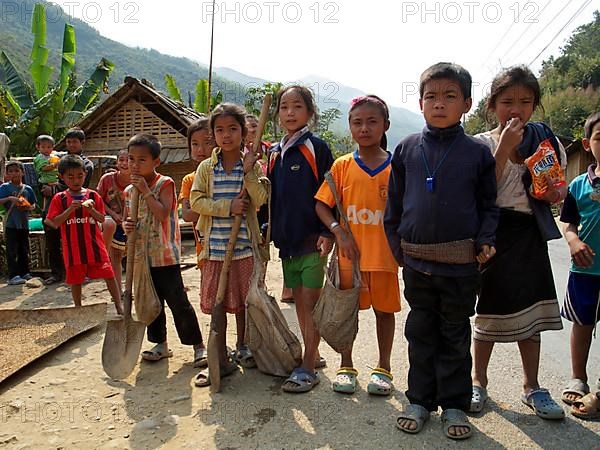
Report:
45,155,123,315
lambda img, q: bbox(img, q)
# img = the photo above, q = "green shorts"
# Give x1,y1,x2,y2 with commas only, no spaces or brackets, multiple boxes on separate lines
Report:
282,252,327,289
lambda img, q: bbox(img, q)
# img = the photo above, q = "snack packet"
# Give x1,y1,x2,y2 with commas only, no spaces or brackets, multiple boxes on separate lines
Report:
525,138,566,199
16,196,31,211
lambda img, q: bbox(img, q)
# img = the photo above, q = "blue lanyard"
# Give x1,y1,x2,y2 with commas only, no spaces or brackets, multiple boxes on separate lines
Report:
420,135,460,192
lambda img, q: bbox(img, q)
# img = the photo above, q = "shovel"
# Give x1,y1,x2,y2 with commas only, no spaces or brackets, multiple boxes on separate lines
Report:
101,188,146,380
208,93,272,393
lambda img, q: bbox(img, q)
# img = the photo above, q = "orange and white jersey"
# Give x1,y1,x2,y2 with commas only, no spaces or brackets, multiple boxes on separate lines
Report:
315,151,398,273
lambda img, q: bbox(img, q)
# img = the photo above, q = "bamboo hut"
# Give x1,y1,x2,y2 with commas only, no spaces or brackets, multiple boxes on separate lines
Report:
56,76,202,190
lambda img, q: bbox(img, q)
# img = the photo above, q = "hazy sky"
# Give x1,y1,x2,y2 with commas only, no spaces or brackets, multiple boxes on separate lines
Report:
50,0,597,113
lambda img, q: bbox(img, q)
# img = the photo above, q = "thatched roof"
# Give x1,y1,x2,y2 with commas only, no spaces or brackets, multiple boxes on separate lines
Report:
57,76,202,150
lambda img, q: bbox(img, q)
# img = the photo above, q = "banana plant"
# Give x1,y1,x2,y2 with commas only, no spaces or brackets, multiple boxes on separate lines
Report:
0,4,114,155
163,74,222,114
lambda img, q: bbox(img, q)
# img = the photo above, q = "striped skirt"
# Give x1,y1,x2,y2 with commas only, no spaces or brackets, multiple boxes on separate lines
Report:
474,209,563,342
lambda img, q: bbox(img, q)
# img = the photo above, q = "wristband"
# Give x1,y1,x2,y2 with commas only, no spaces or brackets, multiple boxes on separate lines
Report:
329,221,340,231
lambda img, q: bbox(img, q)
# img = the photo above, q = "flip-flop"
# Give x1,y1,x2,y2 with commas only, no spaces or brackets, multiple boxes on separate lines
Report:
141,344,173,361
43,276,60,285
521,388,565,420
332,367,358,394
193,346,208,368
281,296,294,303
571,392,600,419
396,404,430,434
367,367,393,396
562,378,589,405
194,361,238,387
441,409,473,440
469,385,488,413
282,367,320,393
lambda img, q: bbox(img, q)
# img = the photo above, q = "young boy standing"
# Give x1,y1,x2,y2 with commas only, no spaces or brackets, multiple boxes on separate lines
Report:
0,161,36,285
44,155,123,315
560,112,600,414
123,134,206,366
384,62,498,440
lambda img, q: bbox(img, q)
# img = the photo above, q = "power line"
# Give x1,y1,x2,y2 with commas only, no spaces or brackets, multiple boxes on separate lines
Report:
529,0,593,65
499,0,553,64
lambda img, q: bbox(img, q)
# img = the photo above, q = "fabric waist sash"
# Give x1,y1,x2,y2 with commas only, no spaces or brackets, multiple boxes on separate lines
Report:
401,238,476,265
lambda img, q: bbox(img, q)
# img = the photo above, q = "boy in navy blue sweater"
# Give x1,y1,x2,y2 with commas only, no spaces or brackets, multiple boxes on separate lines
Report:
384,63,498,439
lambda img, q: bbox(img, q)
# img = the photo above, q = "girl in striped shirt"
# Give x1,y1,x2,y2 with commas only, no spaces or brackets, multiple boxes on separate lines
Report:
190,103,268,387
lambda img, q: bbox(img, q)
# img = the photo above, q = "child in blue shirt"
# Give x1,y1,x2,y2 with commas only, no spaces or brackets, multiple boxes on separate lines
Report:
560,112,600,418
0,161,37,284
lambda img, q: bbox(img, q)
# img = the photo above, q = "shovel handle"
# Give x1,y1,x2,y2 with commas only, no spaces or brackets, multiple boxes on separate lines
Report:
124,188,140,297
251,93,272,156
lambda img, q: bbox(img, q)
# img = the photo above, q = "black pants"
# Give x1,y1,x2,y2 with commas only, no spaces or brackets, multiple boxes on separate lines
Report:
42,216,64,279
402,266,479,412
147,265,203,345
5,227,29,278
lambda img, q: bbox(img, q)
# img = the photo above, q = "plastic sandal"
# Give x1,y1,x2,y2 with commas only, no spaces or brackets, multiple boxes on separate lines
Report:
469,385,488,413
571,392,600,419
193,346,208,368
521,388,565,420
396,404,430,434
332,367,358,394
441,409,473,440
141,344,173,361
315,356,327,369
194,361,238,387
282,367,320,393
367,367,393,396
234,345,257,369
562,378,589,405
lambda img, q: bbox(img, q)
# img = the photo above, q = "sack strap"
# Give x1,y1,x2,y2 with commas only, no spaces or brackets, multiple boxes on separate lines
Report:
324,172,361,285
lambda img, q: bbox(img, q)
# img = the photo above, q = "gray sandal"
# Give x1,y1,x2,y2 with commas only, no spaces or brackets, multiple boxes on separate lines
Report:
396,404,430,434
469,385,488,413
522,388,565,420
561,378,589,405
441,408,473,440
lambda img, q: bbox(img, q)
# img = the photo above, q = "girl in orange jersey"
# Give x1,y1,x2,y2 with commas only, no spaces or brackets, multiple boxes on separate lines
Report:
315,95,400,395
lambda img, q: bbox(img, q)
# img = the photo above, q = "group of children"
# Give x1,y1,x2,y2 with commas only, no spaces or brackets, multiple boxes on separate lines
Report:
1,61,599,440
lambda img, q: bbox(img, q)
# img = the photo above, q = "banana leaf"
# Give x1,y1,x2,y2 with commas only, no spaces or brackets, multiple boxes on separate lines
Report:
211,90,223,110
58,24,76,100
29,3,52,100
0,86,22,118
71,57,114,112
0,52,34,110
194,79,209,113
164,74,183,103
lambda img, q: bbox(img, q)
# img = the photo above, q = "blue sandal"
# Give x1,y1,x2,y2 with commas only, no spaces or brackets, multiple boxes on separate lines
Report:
521,388,565,420
282,367,320,393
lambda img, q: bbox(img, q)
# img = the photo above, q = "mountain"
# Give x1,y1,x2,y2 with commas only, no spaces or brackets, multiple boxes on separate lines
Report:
1,0,422,144
216,69,424,145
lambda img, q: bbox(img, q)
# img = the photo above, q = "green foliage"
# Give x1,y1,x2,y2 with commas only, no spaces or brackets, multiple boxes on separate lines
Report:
244,82,283,142
165,74,183,103
193,79,208,112
464,98,493,135
0,3,114,155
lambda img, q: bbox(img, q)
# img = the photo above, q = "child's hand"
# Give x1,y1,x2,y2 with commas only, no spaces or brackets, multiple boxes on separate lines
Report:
243,150,260,174
130,175,150,196
498,118,524,152
476,244,496,264
123,217,136,235
230,191,249,215
569,238,595,268
82,199,95,209
7,196,20,203
70,200,82,210
317,235,334,257
538,174,565,204
333,227,359,261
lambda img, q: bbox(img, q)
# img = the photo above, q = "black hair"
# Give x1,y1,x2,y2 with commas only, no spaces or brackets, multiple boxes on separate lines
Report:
36,134,55,145
486,65,542,112
187,116,210,156
275,85,318,128
584,112,600,139
65,127,86,141
58,154,85,175
127,134,162,159
209,103,248,146
5,160,24,172
349,95,390,150
420,62,472,100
